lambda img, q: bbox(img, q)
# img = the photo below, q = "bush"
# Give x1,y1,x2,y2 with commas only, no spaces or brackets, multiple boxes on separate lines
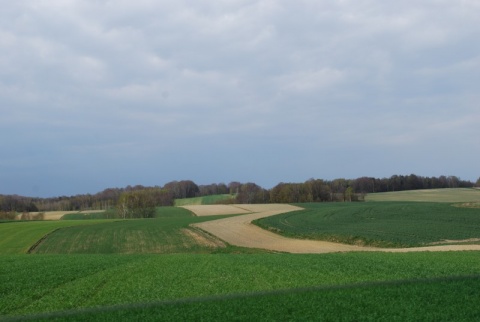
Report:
0,211,17,220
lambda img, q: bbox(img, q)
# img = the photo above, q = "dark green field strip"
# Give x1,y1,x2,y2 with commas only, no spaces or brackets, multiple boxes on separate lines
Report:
155,206,194,217
2,252,480,317
0,221,112,254
255,202,480,247
60,213,108,220
31,214,238,254
8,275,480,322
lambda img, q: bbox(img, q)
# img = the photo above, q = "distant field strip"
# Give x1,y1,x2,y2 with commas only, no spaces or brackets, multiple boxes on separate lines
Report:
191,204,480,253
365,188,480,202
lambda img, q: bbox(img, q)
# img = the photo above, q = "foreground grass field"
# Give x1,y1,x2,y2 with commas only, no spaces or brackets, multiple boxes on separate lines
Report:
23,276,480,321
2,252,480,320
254,202,480,247
3,189,480,320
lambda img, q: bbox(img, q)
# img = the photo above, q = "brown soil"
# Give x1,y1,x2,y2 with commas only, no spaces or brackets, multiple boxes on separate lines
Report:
190,204,480,254
181,205,251,216
181,228,226,248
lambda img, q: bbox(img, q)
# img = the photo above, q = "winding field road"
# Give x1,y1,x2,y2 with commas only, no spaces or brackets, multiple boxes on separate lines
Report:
184,204,480,254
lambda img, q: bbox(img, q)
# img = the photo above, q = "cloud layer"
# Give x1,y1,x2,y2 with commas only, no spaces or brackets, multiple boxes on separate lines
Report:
1,1,479,196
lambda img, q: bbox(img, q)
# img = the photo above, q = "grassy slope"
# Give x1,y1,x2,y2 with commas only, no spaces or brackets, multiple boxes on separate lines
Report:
31,215,238,254
2,252,480,319
0,220,112,254
254,202,480,247
365,188,480,202
32,276,480,321
29,207,249,254
174,194,235,206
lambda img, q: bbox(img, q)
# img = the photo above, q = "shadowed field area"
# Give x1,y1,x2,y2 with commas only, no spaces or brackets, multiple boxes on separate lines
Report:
2,252,480,320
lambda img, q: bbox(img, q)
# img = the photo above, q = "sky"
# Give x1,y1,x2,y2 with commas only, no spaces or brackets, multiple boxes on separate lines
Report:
1,1,479,197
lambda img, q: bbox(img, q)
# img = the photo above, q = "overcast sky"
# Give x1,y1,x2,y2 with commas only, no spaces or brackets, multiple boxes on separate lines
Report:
1,1,479,197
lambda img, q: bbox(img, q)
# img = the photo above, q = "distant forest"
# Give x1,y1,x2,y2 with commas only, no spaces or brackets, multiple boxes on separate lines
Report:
1,175,478,213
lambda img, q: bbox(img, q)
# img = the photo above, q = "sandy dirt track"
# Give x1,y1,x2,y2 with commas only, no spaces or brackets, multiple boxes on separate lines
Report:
187,204,480,254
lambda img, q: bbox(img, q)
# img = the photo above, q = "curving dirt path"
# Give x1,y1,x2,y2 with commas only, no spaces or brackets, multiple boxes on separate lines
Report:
187,204,480,254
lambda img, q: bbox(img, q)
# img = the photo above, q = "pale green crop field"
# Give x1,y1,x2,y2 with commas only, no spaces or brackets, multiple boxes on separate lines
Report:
365,188,480,202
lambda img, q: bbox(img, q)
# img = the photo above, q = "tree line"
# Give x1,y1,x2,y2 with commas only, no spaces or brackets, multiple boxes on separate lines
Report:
1,175,478,217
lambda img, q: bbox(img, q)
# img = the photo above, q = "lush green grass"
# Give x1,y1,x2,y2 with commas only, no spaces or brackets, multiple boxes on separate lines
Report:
22,276,480,321
365,188,480,202
155,206,194,217
254,202,480,247
0,207,262,255
2,252,480,319
4,197,480,320
0,221,112,254
31,213,241,254
174,194,235,206
29,207,262,254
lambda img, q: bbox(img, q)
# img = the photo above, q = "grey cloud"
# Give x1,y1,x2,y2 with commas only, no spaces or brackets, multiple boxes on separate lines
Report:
1,1,479,196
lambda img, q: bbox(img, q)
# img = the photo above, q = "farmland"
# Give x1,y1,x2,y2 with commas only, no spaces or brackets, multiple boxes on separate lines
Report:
0,220,112,254
2,252,480,320
253,202,480,247
1,189,480,320
365,187,480,202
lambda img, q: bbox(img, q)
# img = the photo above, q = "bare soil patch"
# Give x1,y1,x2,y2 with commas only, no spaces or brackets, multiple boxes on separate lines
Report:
427,238,480,245
181,205,251,216
181,228,226,248
192,204,480,254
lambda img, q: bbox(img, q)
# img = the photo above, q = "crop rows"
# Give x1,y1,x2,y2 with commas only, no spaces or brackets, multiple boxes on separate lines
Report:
2,252,480,319
254,202,480,247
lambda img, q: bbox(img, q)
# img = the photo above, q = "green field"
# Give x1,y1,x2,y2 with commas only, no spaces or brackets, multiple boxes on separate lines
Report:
0,220,112,254
2,252,480,320
21,276,480,321
365,188,480,202
32,217,233,254
3,190,480,320
254,202,480,247
174,194,235,206
18,207,259,255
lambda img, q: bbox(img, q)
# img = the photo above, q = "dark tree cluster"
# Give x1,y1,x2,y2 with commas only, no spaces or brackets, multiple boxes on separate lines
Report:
0,174,476,213
197,183,229,196
0,195,38,212
116,188,167,219
351,174,474,195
